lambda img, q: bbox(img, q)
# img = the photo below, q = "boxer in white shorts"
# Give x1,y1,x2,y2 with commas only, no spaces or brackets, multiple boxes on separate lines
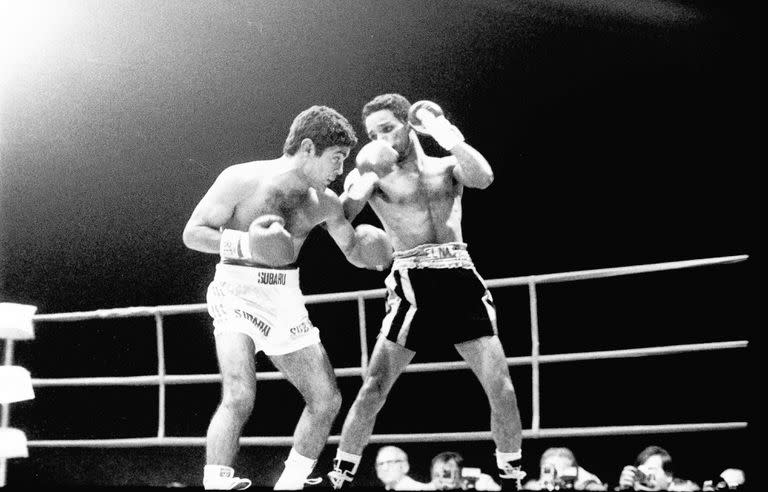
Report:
207,264,320,356
183,106,393,490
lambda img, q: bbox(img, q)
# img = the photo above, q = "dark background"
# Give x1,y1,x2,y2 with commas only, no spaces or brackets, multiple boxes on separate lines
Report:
0,0,756,488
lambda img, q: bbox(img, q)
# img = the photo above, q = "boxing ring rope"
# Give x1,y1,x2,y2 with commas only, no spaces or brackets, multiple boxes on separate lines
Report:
0,255,750,476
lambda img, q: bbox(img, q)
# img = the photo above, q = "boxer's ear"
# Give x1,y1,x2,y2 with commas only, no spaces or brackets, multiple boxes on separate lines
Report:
299,138,316,156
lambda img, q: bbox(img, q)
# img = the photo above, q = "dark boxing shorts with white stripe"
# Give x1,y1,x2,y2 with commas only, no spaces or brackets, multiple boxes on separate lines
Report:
380,242,497,351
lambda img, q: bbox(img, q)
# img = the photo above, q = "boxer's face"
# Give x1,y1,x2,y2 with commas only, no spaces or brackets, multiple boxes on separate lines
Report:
364,109,412,161
306,143,349,190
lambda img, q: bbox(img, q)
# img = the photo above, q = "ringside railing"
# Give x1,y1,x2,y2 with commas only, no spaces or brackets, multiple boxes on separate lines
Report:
0,255,750,484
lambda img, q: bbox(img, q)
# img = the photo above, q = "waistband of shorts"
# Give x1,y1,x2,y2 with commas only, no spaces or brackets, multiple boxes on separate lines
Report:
392,242,475,270
214,263,300,288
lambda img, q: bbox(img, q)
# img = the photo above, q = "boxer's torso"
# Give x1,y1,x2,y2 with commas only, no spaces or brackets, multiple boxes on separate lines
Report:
223,161,335,266
369,155,464,252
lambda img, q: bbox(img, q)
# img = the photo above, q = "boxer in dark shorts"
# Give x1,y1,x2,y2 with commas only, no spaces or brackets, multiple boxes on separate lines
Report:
381,242,497,350
328,94,526,490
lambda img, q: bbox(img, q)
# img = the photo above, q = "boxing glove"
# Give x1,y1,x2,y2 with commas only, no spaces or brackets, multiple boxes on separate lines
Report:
352,224,393,271
356,140,398,178
220,215,294,266
408,100,465,151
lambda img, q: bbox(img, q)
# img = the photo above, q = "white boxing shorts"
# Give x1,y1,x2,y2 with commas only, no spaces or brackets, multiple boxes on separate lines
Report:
206,263,320,356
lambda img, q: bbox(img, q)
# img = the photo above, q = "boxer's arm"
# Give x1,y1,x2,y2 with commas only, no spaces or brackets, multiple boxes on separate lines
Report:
408,101,493,189
183,169,293,265
449,142,494,190
340,169,377,221
323,191,393,270
324,203,367,269
182,169,238,254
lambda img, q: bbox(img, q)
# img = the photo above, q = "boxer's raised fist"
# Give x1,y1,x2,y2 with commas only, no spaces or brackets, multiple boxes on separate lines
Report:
408,100,465,151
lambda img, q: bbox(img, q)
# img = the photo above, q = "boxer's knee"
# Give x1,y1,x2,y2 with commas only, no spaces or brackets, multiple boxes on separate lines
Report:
220,377,256,419
306,385,342,419
324,387,343,418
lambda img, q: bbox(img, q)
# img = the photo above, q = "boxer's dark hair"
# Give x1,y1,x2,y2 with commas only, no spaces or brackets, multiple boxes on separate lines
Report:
284,105,358,156
362,94,412,124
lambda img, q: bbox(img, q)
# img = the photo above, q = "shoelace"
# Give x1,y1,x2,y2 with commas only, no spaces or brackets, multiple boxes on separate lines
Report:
499,467,527,480
327,469,354,489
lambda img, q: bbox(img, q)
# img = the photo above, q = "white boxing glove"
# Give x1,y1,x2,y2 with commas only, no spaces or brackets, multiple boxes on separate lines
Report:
408,100,465,151
356,140,398,177
220,215,294,266
351,224,393,271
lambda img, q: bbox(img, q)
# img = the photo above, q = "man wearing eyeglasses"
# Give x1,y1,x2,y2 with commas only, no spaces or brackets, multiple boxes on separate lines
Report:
376,446,431,491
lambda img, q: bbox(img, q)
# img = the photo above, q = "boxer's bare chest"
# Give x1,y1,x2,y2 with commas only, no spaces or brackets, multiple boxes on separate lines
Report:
234,185,325,238
374,159,458,209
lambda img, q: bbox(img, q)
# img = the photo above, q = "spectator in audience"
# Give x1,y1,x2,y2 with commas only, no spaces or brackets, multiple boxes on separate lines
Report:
522,447,606,490
702,468,745,490
617,446,700,491
428,451,501,491
375,446,431,490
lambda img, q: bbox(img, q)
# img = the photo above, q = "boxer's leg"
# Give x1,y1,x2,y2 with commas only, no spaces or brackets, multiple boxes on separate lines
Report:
270,342,342,490
456,335,525,490
328,337,415,488
204,331,256,490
